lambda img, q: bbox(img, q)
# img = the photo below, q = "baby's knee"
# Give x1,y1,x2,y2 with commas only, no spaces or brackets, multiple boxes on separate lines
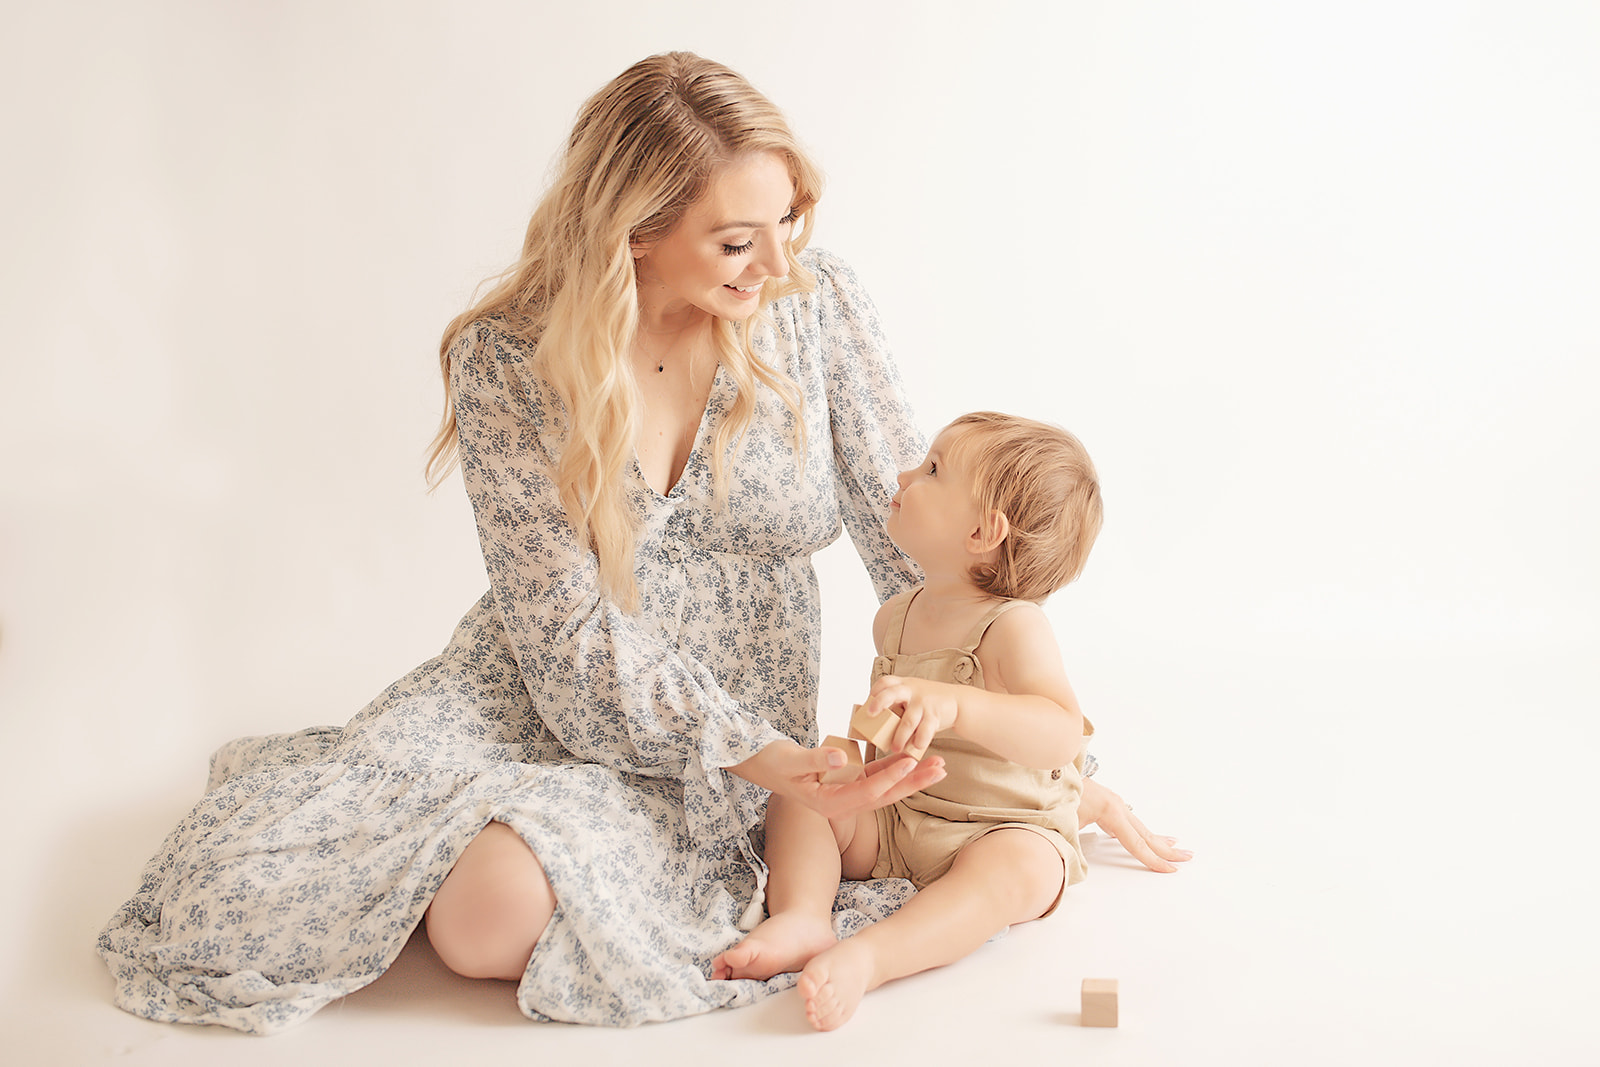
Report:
976,830,1066,920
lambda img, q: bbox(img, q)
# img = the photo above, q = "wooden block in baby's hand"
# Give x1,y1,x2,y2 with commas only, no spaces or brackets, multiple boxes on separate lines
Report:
1081,978,1118,1027
847,703,900,752
819,735,864,783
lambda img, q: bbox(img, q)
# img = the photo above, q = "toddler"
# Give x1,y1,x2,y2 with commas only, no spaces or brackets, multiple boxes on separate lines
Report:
712,411,1104,1030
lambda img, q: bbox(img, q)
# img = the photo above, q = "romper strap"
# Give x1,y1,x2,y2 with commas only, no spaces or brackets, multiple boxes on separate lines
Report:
880,588,922,656
959,598,1030,653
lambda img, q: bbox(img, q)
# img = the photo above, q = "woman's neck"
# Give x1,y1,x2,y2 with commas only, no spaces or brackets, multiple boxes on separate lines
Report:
637,290,714,337
633,313,714,377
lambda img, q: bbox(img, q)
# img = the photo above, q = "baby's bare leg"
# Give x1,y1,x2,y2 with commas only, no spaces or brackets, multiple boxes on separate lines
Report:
710,794,873,981
798,828,1064,1031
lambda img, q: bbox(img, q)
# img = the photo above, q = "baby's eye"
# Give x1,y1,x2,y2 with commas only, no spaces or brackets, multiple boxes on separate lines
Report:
721,239,755,256
928,461,938,476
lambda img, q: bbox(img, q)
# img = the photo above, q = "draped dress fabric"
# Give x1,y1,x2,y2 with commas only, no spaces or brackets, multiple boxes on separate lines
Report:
97,249,927,1032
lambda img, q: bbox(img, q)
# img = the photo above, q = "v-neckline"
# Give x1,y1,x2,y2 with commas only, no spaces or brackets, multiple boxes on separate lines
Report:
635,363,726,499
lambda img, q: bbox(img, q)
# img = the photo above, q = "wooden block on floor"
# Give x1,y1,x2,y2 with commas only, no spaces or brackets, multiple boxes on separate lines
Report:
819,735,864,783
1081,978,1118,1027
847,703,901,753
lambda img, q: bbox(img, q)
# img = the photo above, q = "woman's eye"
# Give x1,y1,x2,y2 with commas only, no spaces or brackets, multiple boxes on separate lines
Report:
780,209,797,225
721,239,755,256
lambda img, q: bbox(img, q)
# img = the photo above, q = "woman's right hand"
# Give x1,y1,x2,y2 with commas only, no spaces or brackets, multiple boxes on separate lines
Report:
729,739,946,821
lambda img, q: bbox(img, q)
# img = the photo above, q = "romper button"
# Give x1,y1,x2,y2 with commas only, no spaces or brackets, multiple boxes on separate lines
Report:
1050,768,1062,780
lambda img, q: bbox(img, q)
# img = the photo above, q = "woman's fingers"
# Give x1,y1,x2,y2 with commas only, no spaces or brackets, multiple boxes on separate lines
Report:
812,754,945,819
891,753,945,793
815,744,848,774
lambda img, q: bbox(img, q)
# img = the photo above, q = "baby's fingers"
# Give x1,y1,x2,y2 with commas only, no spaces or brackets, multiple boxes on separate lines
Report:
888,706,929,761
862,678,908,719
1108,812,1192,872
1130,815,1193,863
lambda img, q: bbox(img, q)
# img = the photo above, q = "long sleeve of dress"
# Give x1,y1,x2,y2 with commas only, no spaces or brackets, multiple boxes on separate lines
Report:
807,251,927,603
450,323,785,777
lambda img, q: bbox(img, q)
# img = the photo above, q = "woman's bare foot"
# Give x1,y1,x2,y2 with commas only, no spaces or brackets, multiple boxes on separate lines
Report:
710,910,838,981
797,938,875,1031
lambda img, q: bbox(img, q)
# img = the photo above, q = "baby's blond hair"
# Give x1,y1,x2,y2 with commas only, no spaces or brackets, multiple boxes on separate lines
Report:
943,412,1103,603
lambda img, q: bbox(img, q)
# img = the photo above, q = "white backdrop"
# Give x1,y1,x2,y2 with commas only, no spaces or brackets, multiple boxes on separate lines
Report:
3,2,1596,1062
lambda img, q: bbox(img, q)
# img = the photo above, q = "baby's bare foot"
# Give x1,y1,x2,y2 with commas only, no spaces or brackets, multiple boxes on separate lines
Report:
710,911,837,981
797,939,874,1031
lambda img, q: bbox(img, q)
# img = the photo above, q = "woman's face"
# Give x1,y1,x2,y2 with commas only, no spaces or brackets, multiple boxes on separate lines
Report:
633,151,796,322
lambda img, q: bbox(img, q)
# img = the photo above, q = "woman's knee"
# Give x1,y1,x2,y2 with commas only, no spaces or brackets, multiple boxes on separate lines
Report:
425,821,556,981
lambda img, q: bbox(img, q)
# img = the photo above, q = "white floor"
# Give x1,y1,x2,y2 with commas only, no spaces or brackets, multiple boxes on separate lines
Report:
5,648,1594,1067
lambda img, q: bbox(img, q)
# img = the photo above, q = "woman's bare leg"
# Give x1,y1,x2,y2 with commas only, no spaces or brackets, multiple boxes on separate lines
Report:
798,828,1065,1031
425,821,556,981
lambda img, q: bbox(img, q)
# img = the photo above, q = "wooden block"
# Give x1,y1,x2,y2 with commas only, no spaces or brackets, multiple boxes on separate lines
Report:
1081,978,1118,1027
847,703,901,752
819,735,864,783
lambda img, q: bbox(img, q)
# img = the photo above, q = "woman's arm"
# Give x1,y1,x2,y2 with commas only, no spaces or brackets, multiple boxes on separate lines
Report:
452,322,946,819
730,738,946,821
807,250,926,603
451,322,782,776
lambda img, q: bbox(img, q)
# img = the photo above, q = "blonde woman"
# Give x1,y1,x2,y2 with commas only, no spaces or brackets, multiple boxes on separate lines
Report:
99,52,1184,1033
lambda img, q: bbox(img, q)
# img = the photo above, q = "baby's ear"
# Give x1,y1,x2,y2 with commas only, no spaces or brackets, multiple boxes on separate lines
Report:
968,510,1010,555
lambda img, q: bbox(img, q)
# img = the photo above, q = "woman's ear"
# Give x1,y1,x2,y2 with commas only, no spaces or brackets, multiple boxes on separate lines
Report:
630,239,650,260
968,511,1010,556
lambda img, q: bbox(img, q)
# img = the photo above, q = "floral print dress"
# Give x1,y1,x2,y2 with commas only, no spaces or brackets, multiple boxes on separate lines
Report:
97,250,927,1032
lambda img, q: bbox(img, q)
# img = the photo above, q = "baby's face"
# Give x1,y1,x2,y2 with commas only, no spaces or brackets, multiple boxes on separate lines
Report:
886,427,984,570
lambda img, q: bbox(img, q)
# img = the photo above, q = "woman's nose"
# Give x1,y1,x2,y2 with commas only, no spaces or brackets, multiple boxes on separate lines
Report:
752,235,787,279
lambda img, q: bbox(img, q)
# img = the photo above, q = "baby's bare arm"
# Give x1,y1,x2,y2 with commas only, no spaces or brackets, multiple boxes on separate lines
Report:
957,603,1084,765
864,603,1082,767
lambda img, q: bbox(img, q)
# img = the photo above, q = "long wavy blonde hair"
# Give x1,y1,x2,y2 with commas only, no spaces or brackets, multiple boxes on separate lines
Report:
426,53,823,611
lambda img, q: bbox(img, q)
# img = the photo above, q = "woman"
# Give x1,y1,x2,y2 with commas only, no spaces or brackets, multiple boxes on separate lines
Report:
99,51,1185,1034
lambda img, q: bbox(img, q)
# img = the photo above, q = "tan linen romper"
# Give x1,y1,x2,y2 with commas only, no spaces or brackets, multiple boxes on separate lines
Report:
867,590,1092,915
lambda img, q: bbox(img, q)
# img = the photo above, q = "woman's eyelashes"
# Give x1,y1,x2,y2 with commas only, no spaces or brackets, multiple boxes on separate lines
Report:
720,211,798,256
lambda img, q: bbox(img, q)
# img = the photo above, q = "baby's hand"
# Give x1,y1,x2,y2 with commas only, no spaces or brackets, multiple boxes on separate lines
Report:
861,675,962,759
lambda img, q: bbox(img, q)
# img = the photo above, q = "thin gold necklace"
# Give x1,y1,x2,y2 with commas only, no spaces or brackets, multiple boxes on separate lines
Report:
639,324,706,375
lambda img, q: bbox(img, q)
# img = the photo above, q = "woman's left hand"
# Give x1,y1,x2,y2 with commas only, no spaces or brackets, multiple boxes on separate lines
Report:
730,739,946,821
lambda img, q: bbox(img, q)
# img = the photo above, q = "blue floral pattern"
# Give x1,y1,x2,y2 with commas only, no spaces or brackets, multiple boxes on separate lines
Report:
97,250,927,1032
